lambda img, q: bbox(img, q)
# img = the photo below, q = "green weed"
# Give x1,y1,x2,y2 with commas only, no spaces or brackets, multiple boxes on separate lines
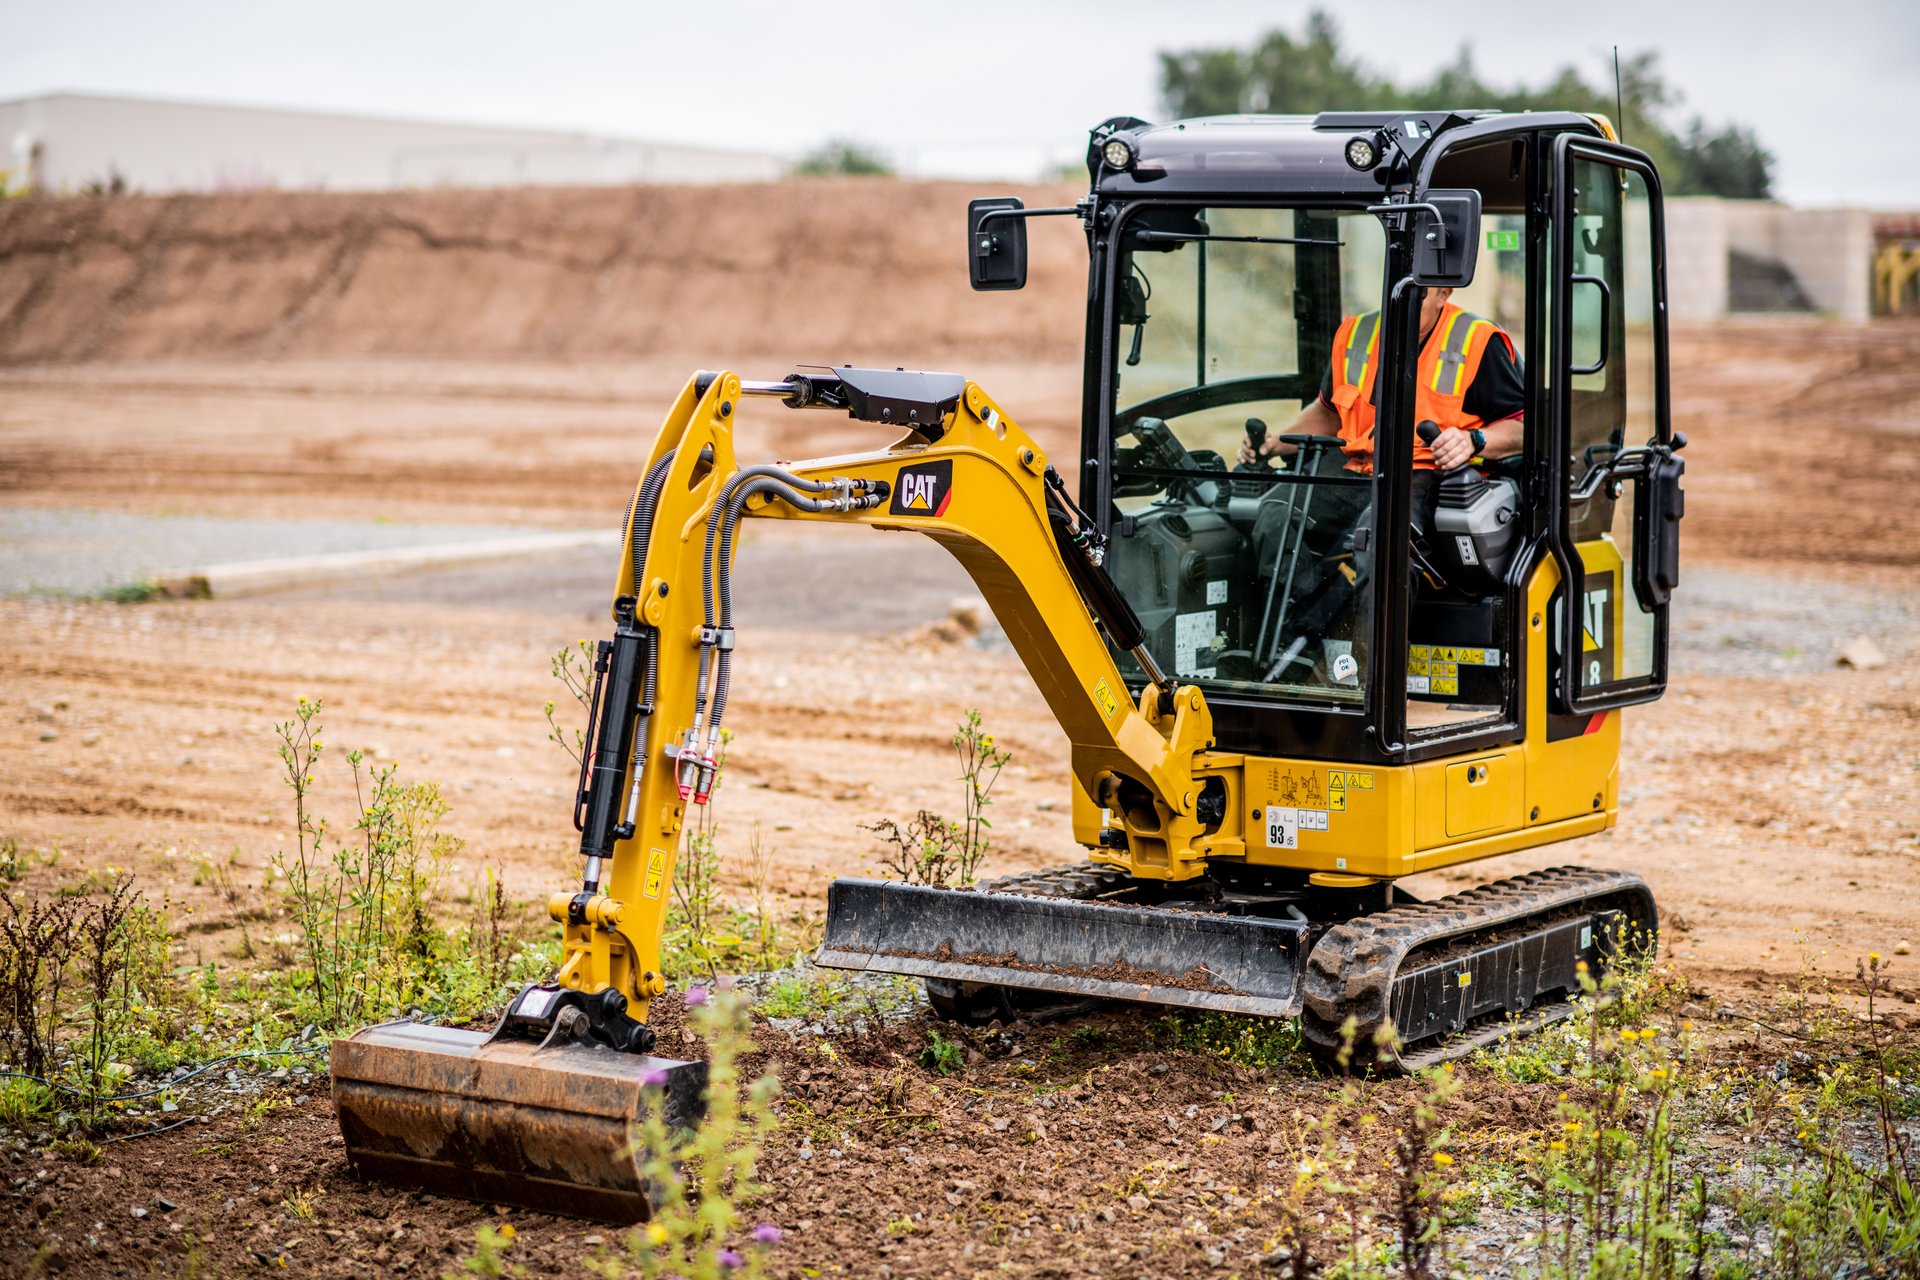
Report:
449,1224,527,1278
919,1029,965,1076
604,984,783,1280
1150,1008,1305,1070
866,710,1009,888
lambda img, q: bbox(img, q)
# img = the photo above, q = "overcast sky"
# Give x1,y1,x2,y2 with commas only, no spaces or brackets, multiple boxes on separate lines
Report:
4,0,1917,206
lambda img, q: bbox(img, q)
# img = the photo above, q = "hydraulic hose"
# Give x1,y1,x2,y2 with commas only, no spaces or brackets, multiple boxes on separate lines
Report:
674,467,883,805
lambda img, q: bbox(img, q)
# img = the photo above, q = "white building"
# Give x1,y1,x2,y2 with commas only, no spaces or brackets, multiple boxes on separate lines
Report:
0,92,788,195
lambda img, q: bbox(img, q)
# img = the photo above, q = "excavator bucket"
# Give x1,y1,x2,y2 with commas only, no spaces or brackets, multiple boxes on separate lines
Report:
331,1021,705,1223
816,876,1310,1017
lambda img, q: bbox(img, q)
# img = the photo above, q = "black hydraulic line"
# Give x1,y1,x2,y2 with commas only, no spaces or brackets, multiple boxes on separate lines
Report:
710,476,843,728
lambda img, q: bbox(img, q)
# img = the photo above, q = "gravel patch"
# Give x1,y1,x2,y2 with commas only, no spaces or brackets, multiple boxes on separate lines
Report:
1673,566,1920,678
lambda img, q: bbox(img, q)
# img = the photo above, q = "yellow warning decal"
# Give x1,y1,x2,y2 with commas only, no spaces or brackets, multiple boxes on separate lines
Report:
1409,645,1499,666
643,847,669,899
1329,770,1374,790
1457,971,1472,988
1326,772,1345,812
1092,679,1120,721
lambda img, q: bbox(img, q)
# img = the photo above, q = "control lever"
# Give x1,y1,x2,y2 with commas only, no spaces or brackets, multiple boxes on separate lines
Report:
1234,417,1271,474
1415,420,1471,479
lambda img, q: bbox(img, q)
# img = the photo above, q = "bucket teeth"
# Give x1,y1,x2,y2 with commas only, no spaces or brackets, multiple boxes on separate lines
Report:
330,1021,705,1223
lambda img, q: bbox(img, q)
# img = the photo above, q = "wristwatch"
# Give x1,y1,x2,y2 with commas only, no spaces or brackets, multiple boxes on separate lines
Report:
1468,428,1486,456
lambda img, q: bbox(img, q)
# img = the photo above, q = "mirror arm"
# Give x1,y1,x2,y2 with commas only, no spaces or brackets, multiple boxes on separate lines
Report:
974,206,1083,230
1366,200,1446,231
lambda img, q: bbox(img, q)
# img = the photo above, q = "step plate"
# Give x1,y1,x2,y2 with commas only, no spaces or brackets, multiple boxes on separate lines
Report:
816,877,1309,1018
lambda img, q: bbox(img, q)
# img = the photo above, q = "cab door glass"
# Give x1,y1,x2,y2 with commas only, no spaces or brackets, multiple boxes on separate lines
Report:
1563,158,1661,694
1106,207,1386,706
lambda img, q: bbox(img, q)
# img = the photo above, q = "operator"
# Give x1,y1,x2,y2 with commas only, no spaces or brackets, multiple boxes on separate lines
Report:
1236,286,1523,483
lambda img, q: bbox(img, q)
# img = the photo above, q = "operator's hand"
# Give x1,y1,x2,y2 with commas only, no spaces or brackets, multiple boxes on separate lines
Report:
1428,426,1477,471
1236,436,1282,467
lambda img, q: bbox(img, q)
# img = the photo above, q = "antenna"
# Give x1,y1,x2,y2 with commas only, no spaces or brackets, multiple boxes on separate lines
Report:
1613,46,1626,143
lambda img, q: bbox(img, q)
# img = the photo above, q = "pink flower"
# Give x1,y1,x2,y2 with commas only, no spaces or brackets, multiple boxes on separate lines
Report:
684,985,709,1007
717,1247,744,1269
752,1223,782,1244
641,1067,672,1088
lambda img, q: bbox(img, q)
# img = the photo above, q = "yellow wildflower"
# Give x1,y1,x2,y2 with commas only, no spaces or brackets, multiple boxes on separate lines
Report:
646,1223,669,1246
498,1224,516,1240
1431,1152,1453,1166
1549,1140,1568,1152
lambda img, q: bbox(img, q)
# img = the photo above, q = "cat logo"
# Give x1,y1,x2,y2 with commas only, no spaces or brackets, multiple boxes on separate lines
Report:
1582,585,1608,653
888,460,954,517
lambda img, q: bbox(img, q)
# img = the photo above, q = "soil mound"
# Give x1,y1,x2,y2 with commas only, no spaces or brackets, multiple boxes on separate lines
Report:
0,180,1085,365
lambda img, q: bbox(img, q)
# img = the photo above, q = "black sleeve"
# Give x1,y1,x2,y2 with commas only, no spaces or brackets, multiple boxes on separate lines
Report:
1461,336,1524,424
1317,363,1333,407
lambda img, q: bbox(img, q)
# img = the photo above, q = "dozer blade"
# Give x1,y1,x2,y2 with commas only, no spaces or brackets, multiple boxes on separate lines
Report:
331,1021,705,1223
816,876,1309,1017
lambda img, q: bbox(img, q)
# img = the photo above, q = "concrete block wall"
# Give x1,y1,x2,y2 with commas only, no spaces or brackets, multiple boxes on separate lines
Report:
1665,198,1879,322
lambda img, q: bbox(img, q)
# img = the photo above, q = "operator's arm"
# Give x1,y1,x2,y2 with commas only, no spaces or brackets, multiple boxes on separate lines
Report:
1429,414,1521,470
1430,333,1525,469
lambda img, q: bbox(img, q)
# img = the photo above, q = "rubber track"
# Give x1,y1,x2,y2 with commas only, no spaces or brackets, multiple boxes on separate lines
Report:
979,863,1134,899
1300,865,1657,1072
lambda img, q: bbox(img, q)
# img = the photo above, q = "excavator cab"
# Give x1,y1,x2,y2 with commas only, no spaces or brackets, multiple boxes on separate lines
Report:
1073,114,1682,761
333,109,1685,1223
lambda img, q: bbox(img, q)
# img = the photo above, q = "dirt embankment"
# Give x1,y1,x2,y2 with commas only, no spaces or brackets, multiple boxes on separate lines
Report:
0,180,1086,366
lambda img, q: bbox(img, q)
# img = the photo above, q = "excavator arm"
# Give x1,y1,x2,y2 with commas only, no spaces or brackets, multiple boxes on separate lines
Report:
563,365,1225,1028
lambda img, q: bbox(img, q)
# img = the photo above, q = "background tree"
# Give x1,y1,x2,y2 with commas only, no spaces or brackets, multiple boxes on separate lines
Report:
1159,12,1772,198
793,139,895,178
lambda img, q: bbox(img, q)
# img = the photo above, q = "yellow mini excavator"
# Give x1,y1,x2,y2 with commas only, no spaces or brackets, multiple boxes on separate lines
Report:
332,109,1685,1220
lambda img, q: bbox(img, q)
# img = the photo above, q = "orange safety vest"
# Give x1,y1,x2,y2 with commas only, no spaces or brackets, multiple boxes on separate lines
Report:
1326,304,1515,473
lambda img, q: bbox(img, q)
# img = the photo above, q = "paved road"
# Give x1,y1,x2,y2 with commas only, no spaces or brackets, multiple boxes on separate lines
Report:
0,507,540,597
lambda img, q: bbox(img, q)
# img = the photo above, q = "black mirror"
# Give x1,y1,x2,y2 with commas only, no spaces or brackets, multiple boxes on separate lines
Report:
968,197,1027,291
1410,188,1481,289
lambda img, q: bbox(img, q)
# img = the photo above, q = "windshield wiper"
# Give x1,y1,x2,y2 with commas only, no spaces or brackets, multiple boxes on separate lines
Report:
1129,231,1343,248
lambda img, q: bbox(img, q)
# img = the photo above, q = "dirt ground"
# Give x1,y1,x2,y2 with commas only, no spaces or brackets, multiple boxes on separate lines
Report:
3,181,1920,1275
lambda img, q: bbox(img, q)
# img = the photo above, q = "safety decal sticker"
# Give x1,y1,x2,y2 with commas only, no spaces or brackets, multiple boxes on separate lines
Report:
1296,809,1329,832
1325,768,1374,811
643,847,669,899
1205,579,1228,607
1173,610,1219,678
1265,807,1298,849
1408,646,1500,698
1092,678,1120,721
1273,768,1324,810
1409,645,1501,666
1326,639,1359,686
1485,229,1522,252
889,459,954,517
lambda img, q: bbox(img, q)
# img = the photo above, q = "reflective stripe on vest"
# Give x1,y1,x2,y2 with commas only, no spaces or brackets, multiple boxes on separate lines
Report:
1429,310,1492,397
1341,311,1380,388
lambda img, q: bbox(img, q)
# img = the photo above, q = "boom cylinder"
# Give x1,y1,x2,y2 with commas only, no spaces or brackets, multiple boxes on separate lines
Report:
577,595,650,871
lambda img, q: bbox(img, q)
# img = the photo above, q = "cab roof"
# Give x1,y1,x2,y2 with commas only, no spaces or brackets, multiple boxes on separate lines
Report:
1092,110,1605,199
